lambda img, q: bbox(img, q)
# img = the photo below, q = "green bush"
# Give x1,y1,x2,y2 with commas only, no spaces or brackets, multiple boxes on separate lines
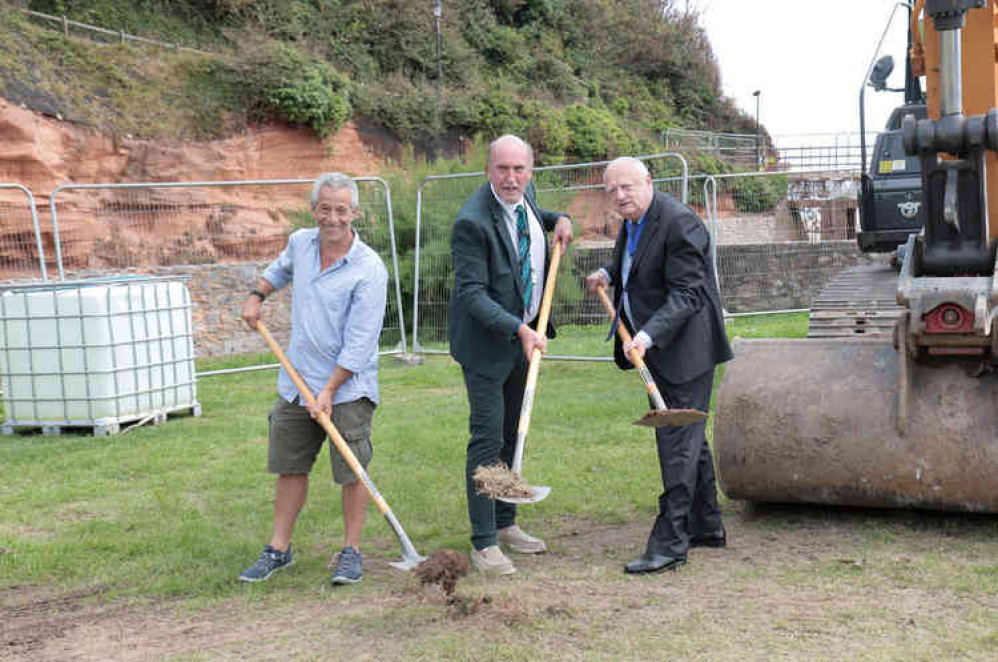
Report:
356,79,438,142
563,104,637,162
267,66,349,137
728,174,788,213
522,101,569,165
231,42,349,137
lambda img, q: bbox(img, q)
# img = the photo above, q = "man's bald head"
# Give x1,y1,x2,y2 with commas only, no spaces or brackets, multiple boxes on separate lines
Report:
604,157,654,221
487,135,534,205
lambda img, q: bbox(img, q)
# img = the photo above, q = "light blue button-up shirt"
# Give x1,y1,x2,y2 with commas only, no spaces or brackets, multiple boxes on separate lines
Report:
262,228,388,405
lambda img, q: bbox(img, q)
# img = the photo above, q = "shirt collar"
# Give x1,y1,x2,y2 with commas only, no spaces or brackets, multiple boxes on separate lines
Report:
627,209,648,228
490,183,525,220
309,227,360,263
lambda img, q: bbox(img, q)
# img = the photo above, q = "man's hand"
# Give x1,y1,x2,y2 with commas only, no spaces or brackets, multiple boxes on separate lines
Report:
585,269,609,294
517,323,548,360
241,296,263,331
622,336,648,364
552,216,573,250
307,385,334,420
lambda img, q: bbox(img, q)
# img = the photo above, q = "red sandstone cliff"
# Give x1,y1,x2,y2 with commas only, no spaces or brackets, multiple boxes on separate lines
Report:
0,99,390,277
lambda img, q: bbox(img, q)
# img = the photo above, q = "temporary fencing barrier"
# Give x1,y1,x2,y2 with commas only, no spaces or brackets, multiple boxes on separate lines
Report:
410,154,688,355
0,184,47,283
412,162,872,361
703,169,875,316
8,163,874,367
48,178,407,356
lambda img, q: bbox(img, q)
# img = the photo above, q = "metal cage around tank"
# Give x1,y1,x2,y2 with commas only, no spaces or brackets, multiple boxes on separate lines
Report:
0,275,200,436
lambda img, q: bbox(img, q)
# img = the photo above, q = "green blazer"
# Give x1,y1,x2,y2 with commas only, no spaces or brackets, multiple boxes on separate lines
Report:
448,182,565,379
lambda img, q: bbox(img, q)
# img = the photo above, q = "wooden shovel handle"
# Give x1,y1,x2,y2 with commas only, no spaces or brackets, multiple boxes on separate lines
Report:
512,240,564,474
595,284,668,410
255,320,393,516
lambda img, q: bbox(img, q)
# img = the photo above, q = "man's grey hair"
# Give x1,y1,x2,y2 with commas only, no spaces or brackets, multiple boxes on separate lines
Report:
604,156,650,182
486,134,534,168
311,172,359,208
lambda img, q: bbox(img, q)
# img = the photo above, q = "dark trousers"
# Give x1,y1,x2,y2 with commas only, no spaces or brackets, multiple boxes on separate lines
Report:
461,357,528,551
644,364,723,559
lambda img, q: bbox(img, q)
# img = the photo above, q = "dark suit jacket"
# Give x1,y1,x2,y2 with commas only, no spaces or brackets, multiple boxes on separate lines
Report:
605,191,732,385
449,182,564,380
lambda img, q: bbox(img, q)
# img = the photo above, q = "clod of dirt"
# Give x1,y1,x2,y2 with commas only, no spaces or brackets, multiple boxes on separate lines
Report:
414,549,470,597
473,463,535,499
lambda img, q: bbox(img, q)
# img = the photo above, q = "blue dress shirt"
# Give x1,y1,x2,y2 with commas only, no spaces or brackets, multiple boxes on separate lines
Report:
262,228,388,405
601,210,654,348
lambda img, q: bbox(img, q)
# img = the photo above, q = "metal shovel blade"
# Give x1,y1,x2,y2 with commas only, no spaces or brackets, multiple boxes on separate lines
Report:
633,408,708,428
496,484,551,504
388,552,427,571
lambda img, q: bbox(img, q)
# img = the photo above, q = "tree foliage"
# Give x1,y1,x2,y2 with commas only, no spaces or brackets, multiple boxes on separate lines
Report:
23,0,756,158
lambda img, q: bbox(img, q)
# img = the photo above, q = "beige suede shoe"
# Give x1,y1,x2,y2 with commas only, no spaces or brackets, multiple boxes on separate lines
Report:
470,545,516,575
497,524,547,554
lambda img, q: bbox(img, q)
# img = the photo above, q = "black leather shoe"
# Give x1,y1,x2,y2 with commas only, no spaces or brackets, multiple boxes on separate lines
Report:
624,554,686,574
690,529,726,548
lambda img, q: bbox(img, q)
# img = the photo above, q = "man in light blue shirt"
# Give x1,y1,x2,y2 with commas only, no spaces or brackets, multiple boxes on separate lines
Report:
239,172,388,586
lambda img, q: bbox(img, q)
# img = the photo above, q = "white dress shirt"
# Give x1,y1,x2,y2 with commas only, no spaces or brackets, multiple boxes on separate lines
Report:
491,185,545,323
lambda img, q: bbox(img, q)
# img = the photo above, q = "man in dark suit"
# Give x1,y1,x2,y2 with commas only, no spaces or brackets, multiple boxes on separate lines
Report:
449,134,573,575
586,156,732,575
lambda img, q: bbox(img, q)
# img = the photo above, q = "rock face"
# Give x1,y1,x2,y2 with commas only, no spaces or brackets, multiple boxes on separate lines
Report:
0,99,388,278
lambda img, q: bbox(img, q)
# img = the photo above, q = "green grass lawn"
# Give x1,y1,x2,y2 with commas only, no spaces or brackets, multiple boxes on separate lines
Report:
0,316,806,598
5,312,998,662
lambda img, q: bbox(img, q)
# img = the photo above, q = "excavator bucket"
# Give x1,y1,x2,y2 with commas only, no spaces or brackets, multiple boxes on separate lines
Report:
714,338,998,513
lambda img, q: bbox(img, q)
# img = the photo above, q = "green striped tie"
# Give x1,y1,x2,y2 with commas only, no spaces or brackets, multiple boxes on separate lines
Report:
515,204,532,309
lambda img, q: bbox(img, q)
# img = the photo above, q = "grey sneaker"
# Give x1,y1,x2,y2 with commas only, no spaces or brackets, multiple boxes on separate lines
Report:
332,546,363,585
239,544,294,583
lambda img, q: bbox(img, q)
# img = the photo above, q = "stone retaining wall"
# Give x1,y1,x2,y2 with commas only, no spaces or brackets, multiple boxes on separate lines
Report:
570,240,886,320
61,240,887,358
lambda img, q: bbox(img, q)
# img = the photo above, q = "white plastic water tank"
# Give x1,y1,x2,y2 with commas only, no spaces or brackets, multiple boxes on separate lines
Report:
0,276,200,436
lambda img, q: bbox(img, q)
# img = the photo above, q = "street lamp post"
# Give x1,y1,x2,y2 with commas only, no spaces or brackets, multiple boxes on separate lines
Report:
433,1,443,128
752,89,761,170
434,0,443,82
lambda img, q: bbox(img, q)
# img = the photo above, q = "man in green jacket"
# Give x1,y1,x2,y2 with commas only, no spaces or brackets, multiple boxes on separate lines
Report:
448,134,573,575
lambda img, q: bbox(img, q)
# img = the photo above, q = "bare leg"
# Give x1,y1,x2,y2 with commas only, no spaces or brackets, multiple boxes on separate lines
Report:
341,480,369,549
269,473,309,551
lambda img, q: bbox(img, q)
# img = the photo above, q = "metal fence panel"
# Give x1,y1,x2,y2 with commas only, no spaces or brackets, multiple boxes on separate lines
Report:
705,169,874,315
662,128,878,173
772,134,870,173
0,184,47,283
411,154,688,353
49,178,406,354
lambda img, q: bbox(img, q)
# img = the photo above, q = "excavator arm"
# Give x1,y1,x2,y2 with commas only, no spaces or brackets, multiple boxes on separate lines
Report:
712,0,998,513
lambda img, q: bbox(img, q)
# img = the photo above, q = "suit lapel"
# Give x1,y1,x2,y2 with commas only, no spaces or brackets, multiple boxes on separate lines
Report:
487,191,523,299
612,220,627,287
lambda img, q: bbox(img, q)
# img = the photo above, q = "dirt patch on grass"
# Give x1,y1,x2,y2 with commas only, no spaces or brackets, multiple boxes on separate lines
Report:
4,505,998,661
1,585,116,658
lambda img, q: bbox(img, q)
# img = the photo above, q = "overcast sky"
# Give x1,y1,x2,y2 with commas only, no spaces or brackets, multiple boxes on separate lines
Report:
696,0,911,143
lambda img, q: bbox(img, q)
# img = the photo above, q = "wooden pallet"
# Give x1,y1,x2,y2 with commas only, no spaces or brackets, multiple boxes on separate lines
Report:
1,402,202,437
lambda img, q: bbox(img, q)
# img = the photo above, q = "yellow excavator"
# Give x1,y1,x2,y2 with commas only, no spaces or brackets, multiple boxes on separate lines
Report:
714,0,998,512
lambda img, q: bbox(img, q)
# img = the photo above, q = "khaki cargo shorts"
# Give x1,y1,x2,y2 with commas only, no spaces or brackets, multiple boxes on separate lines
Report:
267,396,375,484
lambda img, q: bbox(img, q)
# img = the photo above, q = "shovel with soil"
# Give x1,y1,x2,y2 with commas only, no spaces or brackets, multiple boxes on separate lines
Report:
474,240,565,504
595,284,708,427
